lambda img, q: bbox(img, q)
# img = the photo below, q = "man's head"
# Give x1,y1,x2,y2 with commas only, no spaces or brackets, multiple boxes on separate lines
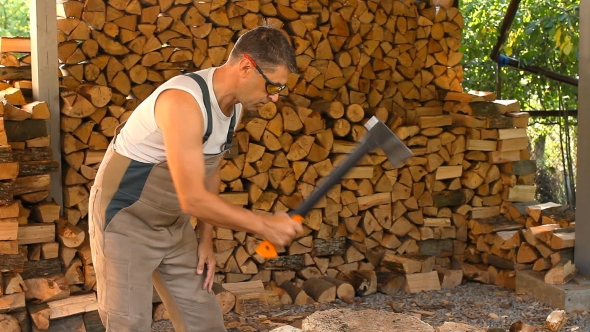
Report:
228,26,298,110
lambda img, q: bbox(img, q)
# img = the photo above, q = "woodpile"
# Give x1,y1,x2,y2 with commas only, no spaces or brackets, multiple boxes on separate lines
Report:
455,200,575,290
0,44,99,328
51,0,468,227
0,0,579,329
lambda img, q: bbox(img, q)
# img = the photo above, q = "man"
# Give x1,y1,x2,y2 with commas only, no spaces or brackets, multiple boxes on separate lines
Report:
88,26,304,332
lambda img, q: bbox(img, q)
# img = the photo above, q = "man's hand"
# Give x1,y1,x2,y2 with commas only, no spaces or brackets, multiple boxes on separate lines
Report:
260,212,304,247
197,240,216,293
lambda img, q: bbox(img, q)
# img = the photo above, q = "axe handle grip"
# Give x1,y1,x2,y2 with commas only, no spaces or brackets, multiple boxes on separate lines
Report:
255,215,304,259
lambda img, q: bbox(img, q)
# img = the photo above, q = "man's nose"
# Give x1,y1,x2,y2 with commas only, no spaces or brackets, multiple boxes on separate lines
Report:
269,94,279,102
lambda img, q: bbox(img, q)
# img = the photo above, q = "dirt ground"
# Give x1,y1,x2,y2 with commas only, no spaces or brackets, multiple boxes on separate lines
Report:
151,282,587,332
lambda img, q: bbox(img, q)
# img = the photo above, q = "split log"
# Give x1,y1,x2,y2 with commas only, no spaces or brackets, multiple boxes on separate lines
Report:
544,259,576,285
302,277,336,303
211,283,236,315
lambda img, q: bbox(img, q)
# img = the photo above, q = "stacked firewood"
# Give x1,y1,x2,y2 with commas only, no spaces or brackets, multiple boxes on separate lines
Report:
0,57,100,328
51,0,557,296
524,203,575,285
1,0,576,327
54,0,468,218
458,201,575,289
210,89,544,292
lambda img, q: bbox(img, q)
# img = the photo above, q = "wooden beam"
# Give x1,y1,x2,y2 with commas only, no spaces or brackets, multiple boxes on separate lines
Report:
0,37,31,53
30,0,63,209
576,0,590,274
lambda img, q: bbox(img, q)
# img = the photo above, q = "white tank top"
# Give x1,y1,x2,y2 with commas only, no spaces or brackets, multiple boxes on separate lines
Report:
113,67,243,163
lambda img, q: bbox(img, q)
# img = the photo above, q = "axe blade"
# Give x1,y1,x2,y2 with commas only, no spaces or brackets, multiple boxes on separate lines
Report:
363,116,413,167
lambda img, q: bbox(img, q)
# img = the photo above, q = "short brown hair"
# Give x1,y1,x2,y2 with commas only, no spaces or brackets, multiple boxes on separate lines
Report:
229,26,298,74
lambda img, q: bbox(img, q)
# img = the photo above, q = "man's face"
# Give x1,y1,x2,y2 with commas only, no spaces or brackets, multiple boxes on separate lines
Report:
240,56,290,111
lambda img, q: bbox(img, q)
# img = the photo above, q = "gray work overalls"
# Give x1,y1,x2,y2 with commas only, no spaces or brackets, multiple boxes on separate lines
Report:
88,73,236,332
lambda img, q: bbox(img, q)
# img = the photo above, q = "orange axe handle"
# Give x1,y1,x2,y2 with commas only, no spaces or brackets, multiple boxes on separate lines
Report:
255,214,304,259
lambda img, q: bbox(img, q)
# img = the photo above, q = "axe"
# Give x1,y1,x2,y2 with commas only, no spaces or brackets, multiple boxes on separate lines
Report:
255,116,413,259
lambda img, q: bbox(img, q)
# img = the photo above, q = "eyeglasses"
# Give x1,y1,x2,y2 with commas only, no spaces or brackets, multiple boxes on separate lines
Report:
243,54,286,95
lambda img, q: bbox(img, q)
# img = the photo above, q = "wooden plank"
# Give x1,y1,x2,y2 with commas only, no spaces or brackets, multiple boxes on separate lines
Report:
472,206,500,219
18,223,55,245
0,37,31,52
435,165,462,180
342,166,374,179
21,258,62,279
507,185,537,202
220,193,249,206
5,120,48,142
0,253,26,273
466,139,497,151
0,218,18,241
423,218,451,227
0,66,32,80
493,100,520,113
497,137,529,152
418,115,453,128
488,150,522,164
498,128,527,140
221,280,265,295
404,271,441,293
48,293,98,319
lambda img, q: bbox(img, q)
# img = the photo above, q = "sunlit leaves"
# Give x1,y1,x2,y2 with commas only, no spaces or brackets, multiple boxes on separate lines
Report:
461,0,579,112
0,0,30,37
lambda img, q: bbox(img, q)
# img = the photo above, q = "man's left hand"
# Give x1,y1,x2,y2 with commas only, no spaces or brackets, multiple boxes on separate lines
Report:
197,240,216,293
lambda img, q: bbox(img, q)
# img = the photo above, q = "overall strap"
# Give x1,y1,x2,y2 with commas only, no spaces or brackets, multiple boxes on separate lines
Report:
224,109,236,151
184,72,213,143
184,72,237,151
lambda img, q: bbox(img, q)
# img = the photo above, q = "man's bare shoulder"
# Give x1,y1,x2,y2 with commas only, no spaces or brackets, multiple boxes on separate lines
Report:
157,88,197,103
154,88,203,131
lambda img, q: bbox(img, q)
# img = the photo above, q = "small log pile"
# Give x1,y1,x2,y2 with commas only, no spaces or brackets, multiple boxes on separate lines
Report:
0,55,99,328
455,200,575,289
518,202,575,285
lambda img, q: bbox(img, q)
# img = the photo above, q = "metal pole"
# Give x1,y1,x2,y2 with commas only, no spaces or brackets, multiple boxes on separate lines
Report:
575,0,590,274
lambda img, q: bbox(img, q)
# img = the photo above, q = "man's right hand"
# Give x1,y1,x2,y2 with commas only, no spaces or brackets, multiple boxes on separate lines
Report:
260,213,304,247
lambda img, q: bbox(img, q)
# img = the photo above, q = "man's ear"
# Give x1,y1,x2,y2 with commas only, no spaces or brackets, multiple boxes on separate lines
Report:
237,57,252,79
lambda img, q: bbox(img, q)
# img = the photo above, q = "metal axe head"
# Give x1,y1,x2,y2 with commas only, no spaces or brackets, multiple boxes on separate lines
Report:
363,116,413,167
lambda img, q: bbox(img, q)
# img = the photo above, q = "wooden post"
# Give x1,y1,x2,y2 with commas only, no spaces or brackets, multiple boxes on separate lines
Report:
576,0,590,275
29,0,63,210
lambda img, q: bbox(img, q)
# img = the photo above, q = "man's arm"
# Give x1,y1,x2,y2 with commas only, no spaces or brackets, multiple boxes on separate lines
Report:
155,89,301,246
155,89,258,232
197,162,223,243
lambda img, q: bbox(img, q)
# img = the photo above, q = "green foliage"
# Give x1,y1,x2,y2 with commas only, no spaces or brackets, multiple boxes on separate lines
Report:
0,0,30,37
528,118,577,205
461,0,579,207
461,0,579,111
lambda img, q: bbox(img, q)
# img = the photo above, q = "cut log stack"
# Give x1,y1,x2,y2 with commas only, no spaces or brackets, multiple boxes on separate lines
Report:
53,0,469,224
212,88,545,291
1,45,100,330
453,201,575,290
54,0,553,304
